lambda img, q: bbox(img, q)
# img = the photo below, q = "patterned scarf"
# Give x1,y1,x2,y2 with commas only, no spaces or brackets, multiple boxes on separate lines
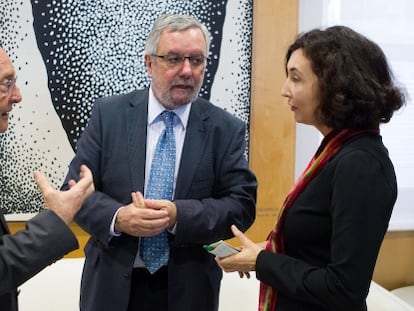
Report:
258,128,379,311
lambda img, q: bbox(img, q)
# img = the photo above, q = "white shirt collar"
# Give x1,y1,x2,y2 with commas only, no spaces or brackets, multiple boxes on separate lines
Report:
148,86,191,129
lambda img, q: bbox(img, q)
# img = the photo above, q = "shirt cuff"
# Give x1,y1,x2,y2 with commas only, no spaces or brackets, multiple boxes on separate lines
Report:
110,208,122,237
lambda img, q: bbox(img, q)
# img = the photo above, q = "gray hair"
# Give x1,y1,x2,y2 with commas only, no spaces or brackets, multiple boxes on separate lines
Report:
144,14,211,56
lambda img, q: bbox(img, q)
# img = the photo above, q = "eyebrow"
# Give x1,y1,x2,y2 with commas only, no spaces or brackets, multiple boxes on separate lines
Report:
0,70,15,81
163,51,206,56
287,67,301,75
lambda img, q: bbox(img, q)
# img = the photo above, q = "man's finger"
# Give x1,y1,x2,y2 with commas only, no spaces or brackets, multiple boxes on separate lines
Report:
131,191,144,208
76,165,93,188
70,165,94,197
33,171,52,195
67,179,77,188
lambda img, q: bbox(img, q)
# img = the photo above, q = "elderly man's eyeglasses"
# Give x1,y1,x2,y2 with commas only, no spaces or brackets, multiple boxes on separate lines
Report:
151,54,208,69
0,76,17,94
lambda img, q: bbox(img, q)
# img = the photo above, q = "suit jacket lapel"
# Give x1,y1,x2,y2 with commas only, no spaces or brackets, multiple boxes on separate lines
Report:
127,90,148,193
175,100,209,199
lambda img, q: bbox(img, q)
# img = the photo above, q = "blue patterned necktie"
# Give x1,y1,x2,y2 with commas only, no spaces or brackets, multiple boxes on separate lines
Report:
140,110,176,274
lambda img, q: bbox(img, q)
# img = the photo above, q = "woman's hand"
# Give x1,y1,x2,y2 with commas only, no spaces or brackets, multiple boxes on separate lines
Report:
215,225,265,278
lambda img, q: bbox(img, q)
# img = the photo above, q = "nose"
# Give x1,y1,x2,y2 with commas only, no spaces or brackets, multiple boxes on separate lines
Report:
9,84,22,104
178,58,193,76
281,78,290,98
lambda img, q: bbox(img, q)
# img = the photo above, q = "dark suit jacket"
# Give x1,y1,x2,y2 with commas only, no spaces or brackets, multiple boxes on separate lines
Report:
256,132,397,311
0,210,78,311
64,89,257,311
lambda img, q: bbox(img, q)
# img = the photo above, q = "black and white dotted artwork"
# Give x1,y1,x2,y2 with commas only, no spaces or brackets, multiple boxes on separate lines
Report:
0,0,253,218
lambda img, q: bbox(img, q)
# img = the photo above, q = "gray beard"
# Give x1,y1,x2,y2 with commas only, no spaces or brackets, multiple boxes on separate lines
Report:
161,89,200,110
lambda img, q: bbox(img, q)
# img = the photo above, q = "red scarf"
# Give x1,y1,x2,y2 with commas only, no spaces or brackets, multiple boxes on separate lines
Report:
258,128,378,311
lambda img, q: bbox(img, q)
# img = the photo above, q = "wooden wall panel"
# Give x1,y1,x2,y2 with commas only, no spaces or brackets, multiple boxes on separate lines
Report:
246,0,297,241
373,231,414,290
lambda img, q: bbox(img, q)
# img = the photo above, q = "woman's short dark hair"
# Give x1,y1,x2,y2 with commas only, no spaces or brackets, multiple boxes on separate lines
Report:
285,25,405,129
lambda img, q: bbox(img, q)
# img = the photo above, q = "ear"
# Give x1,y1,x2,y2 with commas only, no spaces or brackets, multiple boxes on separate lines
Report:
144,54,153,77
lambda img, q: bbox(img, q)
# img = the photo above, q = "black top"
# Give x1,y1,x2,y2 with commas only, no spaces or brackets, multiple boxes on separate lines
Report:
256,132,396,311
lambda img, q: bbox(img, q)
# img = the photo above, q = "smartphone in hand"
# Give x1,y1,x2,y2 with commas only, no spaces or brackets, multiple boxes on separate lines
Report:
203,240,240,258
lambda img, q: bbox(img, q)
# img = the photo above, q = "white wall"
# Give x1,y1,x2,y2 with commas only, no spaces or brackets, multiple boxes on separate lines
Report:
297,0,414,231
295,0,325,179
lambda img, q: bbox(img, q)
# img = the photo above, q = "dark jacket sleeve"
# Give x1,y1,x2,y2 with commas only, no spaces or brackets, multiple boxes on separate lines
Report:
173,113,257,245
0,210,78,295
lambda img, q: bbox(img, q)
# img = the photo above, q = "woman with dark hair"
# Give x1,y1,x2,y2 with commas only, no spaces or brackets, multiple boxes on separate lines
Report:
216,26,405,311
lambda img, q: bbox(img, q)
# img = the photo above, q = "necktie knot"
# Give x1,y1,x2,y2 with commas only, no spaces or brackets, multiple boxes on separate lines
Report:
162,110,175,130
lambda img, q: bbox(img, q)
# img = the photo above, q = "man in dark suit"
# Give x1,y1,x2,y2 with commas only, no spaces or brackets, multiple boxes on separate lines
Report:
63,14,257,311
0,45,94,311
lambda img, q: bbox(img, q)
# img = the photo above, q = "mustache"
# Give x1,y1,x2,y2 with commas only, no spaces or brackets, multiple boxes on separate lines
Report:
171,80,195,88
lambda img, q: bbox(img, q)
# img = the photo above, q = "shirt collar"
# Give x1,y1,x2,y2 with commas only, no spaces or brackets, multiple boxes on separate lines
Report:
148,86,191,129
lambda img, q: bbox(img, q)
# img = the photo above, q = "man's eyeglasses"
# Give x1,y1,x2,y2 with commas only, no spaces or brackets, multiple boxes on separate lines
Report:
0,76,17,94
151,54,208,69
